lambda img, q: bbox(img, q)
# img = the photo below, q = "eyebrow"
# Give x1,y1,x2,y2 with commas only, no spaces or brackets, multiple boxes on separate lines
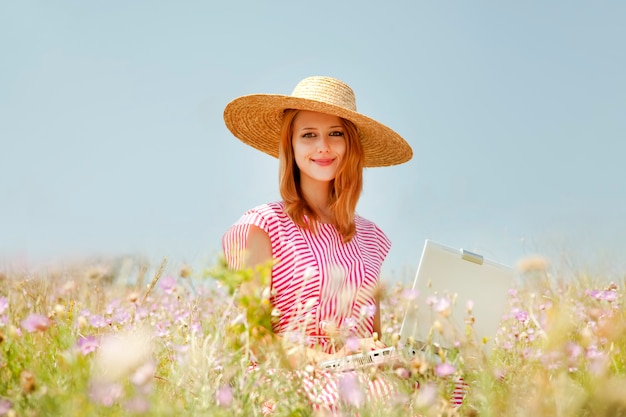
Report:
299,125,344,130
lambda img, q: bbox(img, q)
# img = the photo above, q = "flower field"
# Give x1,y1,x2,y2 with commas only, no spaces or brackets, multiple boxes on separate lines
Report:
0,256,625,416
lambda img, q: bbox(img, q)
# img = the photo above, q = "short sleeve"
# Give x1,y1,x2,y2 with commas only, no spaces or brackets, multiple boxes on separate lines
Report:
221,207,273,270
373,224,392,264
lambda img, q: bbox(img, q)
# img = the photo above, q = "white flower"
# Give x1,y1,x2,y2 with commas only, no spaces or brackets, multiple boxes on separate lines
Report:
92,326,153,383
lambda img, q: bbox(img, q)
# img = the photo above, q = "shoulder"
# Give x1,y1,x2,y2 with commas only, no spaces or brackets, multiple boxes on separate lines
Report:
354,214,386,235
354,214,391,249
240,201,285,219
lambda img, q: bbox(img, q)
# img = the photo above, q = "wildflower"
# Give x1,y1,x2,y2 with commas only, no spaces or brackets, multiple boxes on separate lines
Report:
415,382,438,408
89,382,124,407
159,275,177,294
0,398,12,415
592,289,618,303
21,313,51,333
89,314,107,328
435,362,456,377
76,335,99,356
513,309,529,323
338,373,364,408
401,288,419,301
0,297,8,315
360,304,376,318
92,327,152,383
216,385,233,407
345,336,360,353
434,297,451,317
343,317,357,330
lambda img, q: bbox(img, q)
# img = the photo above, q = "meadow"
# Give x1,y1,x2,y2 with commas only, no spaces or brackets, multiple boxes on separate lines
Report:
0,254,625,416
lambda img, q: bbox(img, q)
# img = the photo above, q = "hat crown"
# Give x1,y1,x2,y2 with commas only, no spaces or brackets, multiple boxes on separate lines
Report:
291,76,357,112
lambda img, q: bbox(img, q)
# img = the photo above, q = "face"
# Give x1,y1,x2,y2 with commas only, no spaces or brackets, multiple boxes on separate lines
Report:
291,110,346,186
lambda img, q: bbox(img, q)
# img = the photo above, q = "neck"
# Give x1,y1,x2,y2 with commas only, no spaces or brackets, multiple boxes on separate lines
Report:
300,177,333,223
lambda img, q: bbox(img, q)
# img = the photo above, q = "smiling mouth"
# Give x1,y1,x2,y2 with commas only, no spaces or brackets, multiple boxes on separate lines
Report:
312,158,335,166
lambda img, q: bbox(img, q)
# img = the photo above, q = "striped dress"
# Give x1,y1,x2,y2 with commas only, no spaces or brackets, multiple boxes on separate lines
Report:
222,201,465,412
223,201,389,349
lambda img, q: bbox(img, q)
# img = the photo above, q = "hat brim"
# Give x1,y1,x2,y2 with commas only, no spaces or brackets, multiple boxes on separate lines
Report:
223,94,413,168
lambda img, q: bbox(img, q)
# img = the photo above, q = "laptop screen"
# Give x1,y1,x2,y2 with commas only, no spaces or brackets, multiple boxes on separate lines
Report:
399,239,516,352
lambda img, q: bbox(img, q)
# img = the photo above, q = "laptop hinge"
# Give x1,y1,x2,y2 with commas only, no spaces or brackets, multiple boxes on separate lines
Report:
461,249,484,265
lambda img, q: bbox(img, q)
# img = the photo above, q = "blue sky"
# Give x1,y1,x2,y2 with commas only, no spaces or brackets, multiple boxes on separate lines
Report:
1,1,625,281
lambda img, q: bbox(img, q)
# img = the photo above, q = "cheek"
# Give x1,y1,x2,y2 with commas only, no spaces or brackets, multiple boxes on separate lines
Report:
336,141,347,158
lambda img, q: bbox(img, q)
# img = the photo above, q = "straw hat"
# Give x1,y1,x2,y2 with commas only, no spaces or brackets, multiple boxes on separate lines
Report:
223,76,413,167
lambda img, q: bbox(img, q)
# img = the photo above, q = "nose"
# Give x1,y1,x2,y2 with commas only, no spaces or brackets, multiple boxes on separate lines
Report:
316,136,330,153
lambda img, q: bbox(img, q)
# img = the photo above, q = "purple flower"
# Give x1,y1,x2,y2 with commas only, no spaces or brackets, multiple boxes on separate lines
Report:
338,373,364,408
89,315,107,328
21,313,51,333
0,297,8,315
513,309,529,323
216,385,233,407
112,308,130,325
345,336,360,353
434,297,450,314
435,362,456,377
76,335,99,355
0,398,12,415
360,304,376,318
89,382,124,407
159,275,177,294
401,288,419,301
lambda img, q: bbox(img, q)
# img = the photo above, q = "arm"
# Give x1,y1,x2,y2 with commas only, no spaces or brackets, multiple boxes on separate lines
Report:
242,226,333,366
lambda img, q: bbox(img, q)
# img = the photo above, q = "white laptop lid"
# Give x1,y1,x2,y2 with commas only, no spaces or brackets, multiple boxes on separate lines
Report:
399,239,515,352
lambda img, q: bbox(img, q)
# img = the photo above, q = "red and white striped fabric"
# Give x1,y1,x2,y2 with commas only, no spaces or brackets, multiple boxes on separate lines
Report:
223,201,390,350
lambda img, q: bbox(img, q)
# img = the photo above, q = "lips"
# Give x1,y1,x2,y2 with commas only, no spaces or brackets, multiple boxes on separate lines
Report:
312,158,335,166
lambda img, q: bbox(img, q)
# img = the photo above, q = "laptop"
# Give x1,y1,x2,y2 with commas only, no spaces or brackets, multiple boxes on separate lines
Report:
318,239,516,371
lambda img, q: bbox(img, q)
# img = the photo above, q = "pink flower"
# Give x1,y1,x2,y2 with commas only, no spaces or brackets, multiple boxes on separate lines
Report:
338,373,364,408
434,297,450,314
435,362,456,377
0,398,12,415
21,313,51,333
216,385,233,407
345,336,360,353
401,288,419,301
76,335,99,355
89,382,124,407
0,297,8,315
360,304,377,318
89,315,107,328
159,275,177,294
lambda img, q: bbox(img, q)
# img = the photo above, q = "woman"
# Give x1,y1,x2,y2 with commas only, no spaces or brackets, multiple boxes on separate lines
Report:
221,76,462,412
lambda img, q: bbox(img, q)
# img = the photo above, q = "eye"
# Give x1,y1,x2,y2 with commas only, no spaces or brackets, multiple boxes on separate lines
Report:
329,130,344,137
302,132,316,138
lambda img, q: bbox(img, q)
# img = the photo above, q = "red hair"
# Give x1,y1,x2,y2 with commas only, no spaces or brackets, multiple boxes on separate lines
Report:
278,109,364,242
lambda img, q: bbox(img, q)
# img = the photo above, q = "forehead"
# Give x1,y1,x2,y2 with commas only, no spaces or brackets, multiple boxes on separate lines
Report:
293,110,343,127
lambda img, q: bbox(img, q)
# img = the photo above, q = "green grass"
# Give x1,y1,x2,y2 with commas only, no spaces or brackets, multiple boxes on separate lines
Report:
0,256,625,416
